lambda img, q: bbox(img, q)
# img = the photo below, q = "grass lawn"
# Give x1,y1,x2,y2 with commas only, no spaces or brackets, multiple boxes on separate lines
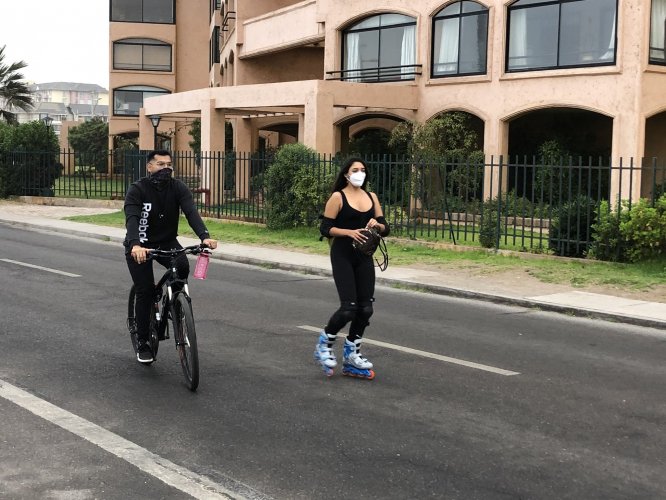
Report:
66,210,666,292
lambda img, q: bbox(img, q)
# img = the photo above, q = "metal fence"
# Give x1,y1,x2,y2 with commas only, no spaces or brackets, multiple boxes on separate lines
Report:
2,148,665,254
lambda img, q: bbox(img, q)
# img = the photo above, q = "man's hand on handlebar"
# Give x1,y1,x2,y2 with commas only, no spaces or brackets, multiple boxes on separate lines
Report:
202,238,218,250
131,245,150,264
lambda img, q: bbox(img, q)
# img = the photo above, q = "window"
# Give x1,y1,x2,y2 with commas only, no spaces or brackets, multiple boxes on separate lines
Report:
110,0,175,24
650,0,666,63
210,27,220,68
113,86,170,116
113,39,172,71
507,0,616,72
342,13,417,82
432,1,488,77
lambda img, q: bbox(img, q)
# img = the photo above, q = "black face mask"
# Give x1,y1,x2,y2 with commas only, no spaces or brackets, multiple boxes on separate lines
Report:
150,168,173,188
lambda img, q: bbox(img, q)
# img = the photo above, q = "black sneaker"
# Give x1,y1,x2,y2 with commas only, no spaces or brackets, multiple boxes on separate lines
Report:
137,342,154,364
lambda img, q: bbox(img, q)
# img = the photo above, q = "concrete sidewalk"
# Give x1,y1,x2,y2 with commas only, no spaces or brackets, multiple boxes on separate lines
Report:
1,198,665,330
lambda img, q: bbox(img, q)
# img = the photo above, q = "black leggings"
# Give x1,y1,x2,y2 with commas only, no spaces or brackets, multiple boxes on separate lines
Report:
125,240,189,342
324,238,375,341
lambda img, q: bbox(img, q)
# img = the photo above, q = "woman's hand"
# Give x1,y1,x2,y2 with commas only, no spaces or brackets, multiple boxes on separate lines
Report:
348,228,369,243
365,218,383,233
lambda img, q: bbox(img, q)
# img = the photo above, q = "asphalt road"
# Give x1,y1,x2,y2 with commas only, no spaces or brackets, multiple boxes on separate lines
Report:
1,224,665,499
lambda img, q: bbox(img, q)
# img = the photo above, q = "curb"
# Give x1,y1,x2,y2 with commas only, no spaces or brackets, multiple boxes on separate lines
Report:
1,218,664,330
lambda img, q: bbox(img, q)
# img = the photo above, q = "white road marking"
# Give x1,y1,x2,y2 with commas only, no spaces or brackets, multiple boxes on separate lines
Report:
0,258,81,277
299,325,520,376
0,379,248,500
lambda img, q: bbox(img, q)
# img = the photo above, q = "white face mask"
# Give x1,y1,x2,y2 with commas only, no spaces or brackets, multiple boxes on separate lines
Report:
348,171,366,187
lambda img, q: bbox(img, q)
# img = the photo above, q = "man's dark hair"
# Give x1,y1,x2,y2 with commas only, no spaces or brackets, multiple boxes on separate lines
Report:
147,149,172,163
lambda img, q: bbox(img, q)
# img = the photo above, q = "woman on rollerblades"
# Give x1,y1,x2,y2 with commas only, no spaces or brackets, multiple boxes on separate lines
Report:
315,157,390,379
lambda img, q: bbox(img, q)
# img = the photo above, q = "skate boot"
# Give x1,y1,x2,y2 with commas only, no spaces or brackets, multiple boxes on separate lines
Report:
342,338,375,380
313,331,337,376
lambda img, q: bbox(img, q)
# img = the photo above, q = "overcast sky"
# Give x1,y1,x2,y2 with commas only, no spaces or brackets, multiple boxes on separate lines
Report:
0,0,108,88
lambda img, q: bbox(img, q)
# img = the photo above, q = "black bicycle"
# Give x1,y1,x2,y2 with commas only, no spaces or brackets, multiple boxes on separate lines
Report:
127,244,211,391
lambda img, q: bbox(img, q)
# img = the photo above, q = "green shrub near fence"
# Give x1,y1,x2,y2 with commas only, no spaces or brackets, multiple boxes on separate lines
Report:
590,195,666,262
264,143,335,229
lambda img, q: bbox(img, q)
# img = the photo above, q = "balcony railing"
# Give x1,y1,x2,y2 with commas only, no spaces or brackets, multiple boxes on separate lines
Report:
222,10,236,32
326,64,422,82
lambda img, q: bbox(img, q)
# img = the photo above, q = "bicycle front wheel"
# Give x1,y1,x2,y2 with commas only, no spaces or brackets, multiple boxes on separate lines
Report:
171,293,199,391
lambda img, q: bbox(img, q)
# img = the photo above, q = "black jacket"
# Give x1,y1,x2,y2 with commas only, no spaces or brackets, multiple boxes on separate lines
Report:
123,177,209,250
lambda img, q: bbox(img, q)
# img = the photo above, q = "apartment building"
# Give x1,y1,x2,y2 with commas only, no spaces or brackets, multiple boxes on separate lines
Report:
16,82,108,139
112,0,666,200
109,0,209,151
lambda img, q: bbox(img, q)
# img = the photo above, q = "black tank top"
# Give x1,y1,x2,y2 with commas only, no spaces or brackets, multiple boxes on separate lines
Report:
335,190,374,230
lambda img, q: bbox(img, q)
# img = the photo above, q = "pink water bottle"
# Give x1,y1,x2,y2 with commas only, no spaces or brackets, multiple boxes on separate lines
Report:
193,252,209,279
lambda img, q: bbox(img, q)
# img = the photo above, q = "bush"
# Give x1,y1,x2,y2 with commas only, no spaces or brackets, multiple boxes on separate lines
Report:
0,120,60,197
588,200,623,261
264,143,334,229
478,201,501,248
589,195,666,262
620,195,666,262
549,195,598,257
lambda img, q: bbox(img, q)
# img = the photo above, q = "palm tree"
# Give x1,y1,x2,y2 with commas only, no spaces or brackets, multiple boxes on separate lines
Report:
0,45,34,124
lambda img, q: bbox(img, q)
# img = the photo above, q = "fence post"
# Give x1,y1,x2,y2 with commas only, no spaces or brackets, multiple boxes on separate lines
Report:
495,155,504,249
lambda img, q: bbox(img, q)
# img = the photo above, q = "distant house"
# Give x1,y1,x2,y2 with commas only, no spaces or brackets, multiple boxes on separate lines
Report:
16,82,109,136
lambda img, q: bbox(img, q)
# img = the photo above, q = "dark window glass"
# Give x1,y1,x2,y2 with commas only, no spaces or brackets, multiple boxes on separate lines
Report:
507,0,616,72
111,0,174,23
113,86,170,116
650,0,666,63
111,0,137,22
432,1,488,77
143,0,174,23
210,27,220,67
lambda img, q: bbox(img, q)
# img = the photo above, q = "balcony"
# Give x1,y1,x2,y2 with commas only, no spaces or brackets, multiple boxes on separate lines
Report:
326,64,423,83
239,0,323,59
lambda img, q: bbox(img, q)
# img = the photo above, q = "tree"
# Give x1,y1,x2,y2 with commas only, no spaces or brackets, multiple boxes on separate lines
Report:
0,45,34,124
264,143,334,229
68,117,109,172
389,112,485,205
0,120,60,197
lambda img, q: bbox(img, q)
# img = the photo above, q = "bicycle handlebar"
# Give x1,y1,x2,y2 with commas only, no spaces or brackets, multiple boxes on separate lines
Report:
147,244,211,259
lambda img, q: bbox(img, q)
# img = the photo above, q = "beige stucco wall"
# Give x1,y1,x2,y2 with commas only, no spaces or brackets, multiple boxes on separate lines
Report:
237,49,324,85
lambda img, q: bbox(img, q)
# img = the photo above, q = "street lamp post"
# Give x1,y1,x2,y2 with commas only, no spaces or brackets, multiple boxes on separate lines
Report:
41,114,53,132
38,113,56,196
149,115,161,149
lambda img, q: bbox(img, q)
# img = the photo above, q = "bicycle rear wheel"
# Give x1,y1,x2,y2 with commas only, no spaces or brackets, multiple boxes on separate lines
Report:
171,293,199,391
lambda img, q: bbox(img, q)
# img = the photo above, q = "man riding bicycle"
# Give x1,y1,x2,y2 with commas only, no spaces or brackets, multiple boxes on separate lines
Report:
124,149,218,363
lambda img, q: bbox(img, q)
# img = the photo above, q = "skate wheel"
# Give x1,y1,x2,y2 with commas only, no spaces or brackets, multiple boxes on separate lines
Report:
342,369,375,380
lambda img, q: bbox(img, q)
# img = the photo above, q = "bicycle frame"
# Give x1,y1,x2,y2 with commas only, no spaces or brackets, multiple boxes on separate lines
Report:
149,245,206,338
152,257,190,339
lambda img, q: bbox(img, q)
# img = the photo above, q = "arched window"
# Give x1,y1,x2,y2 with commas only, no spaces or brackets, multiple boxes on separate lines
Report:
432,1,488,77
113,39,172,71
113,86,170,116
650,0,666,63
507,0,616,72
342,13,417,82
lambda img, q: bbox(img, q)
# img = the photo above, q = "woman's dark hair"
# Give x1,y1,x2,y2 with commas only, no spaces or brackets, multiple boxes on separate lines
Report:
332,157,369,192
